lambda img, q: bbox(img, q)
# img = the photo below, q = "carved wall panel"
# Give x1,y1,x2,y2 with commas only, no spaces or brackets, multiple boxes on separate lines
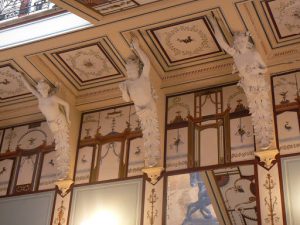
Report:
74,146,94,185
15,153,38,193
97,141,123,181
127,137,145,177
213,165,257,225
230,116,255,162
272,70,300,155
165,83,254,171
39,151,58,191
1,121,53,154
51,191,71,225
166,127,188,171
76,104,144,183
143,178,164,225
0,159,14,196
257,163,284,225
0,121,56,196
167,94,194,124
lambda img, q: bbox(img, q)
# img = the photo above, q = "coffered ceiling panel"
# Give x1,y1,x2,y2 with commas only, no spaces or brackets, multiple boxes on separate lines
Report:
237,0,300,49
58,45,120,82
122,8,232,73
263,0,300,39
151,18,220,62
0,63,32,105
77,0,160,15
47,37,125,90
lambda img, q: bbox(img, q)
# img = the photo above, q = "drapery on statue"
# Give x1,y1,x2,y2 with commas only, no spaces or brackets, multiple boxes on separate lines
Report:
210,16,274,149
17,72,71,180
119,36,160,167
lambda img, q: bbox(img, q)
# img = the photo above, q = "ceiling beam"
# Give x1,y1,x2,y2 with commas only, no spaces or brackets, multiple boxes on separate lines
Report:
50,0,103,24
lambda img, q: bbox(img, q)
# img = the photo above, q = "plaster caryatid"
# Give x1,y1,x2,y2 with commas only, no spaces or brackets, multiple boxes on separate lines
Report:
210,17,274,149
119,36,160,167
17,72,71,181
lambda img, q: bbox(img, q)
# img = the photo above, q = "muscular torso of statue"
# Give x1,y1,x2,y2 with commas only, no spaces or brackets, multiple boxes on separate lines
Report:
125,76,153,109
38,97,61,121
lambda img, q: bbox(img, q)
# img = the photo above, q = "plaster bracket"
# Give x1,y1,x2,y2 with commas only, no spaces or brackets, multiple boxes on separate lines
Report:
142,167,164,185
254,149,279,169
55,179,74,197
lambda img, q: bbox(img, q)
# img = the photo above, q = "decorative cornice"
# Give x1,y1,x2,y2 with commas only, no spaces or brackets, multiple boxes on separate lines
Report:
272,49,298,58
77,86,121,99
162,62,233,80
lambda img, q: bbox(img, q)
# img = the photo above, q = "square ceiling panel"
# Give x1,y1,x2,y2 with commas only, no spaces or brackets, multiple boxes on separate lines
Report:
76,0,160,15
0,64,31,104
150,18,221,63
94,0,137,15
122,9,231,72
58,44,120,83
264,0,300,39
49,37,125,90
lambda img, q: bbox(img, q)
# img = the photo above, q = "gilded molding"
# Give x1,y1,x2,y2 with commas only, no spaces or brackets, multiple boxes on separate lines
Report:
142,167,164,185
55,179,74,197
254,149,279,169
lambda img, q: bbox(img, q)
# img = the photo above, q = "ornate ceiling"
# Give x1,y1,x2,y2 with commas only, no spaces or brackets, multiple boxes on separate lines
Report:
0,0,299,126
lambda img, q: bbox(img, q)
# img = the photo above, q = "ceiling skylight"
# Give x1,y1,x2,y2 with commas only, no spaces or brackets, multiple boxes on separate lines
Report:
0,0,56,23
0,11,91,49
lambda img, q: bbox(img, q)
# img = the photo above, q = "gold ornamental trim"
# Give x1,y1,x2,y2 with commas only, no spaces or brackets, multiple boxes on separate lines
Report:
142,167,164,185
254,149,279,169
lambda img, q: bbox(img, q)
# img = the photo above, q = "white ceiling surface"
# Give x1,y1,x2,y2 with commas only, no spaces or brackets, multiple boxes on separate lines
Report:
0,0,299,126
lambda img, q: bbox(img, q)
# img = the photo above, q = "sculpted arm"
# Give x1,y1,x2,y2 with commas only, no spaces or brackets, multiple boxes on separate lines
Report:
131,37,150,78
209,17,236,56
52,95,71,125
16,71,40,98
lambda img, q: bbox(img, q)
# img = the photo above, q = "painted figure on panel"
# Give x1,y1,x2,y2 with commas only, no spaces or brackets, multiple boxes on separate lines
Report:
119,35,160,167
210,16,274,149
182,172,212,225
167,172,219,225
17,72,71,180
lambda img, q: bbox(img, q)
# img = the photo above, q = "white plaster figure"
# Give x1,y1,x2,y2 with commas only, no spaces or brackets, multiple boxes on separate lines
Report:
17,72,71,180
210,17,274,149
119,36,160,167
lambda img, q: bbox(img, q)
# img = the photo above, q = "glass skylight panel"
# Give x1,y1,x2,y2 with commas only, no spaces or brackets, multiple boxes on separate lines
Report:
0,12,91,49
0,0,56,24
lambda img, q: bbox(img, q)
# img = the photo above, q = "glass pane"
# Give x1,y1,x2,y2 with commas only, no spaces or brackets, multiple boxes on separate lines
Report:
0,191,55,225
69,179,143,225
281,155,300,225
